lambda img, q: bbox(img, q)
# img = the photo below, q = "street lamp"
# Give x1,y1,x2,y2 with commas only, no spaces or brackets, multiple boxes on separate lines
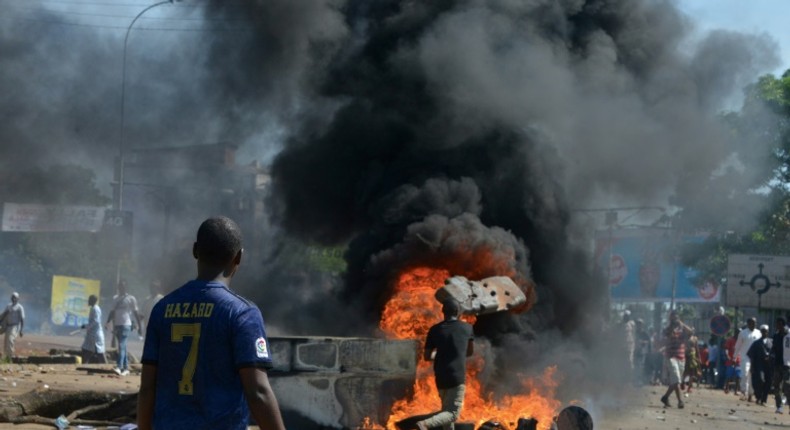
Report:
116,0,177,210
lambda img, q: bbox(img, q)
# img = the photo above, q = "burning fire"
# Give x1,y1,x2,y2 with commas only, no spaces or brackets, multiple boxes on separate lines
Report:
376,266,561,430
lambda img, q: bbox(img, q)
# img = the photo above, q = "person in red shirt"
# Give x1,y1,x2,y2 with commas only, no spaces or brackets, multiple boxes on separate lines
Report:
660,311,694,409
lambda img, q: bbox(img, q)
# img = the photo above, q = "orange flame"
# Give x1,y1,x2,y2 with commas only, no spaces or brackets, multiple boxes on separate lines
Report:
377,266,560,430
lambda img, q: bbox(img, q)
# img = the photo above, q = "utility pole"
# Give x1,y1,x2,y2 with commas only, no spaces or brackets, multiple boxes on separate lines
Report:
116,0,176,211
114,0,177,283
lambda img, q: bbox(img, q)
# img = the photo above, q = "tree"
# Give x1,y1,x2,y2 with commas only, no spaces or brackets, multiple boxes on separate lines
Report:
681,70,790,283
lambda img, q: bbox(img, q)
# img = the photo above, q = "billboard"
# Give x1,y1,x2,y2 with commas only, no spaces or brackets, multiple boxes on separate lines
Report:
2,203,106,232
50,276,101,327
726,254,790,309
595,228,720,302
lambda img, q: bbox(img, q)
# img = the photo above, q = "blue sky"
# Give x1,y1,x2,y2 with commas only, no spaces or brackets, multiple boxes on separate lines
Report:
678,0,790,75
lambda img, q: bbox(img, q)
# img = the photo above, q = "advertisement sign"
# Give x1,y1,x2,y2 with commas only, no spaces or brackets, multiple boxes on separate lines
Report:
2,203,106,232
595,228,719,302
726,254,790,309
50,276,101,327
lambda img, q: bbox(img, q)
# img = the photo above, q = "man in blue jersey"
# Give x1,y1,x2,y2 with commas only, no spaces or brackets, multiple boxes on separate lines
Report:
137,216,286,430
416,299,474,430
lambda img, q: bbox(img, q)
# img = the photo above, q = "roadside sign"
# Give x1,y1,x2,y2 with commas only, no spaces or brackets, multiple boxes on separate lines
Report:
100,210,133,258
710,315,731,336
726,254,790,309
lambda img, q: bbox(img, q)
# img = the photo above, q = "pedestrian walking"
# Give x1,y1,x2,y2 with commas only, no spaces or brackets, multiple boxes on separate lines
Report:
770,318,790,414
104,280,143,376
80,295,106,364
660,311,693,409
0,292,25,360
734,317,762,401
747,324,772,406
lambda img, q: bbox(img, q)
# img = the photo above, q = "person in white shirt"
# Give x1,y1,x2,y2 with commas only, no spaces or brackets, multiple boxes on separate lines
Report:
80,295,106,364
141,279,164,324
0,292,25,360
623,310,636,369
734,317,762,401
104,280,142,376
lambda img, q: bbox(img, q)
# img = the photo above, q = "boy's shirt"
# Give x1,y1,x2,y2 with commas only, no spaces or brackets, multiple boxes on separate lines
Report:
142,280,273,430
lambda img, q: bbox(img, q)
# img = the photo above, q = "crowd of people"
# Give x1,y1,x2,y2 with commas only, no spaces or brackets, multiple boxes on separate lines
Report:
626,310,790,414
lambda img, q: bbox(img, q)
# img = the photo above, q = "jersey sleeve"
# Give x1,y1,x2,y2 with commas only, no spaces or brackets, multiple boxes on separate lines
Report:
141,301,163,366
233,306,273,369
424,326,437,352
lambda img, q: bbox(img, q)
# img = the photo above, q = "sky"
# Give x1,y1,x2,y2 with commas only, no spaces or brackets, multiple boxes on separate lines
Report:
678,0,790,75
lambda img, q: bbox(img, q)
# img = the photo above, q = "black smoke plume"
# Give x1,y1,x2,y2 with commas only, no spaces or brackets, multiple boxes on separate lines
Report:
268,0,777,338
0,0,781,406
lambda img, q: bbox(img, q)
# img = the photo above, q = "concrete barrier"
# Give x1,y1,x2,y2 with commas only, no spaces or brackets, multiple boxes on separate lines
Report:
269,336,418,428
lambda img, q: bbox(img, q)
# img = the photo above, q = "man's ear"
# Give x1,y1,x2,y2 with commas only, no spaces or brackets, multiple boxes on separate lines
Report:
192,242,198,260
233,248,243,266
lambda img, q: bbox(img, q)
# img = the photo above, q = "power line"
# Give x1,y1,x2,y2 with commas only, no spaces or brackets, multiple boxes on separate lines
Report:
0,14,255,32
2,0,163,6
2,4,249,21
0,0,249,6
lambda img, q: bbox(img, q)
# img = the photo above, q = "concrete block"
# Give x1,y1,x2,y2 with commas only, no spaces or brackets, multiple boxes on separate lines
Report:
436,276,526,315
268,337,417,428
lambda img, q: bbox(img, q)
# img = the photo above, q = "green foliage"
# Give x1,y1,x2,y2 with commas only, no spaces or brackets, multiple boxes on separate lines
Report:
681,69,790,286
676,303,697,320
306,246,347,274
270,238,347,274
743,72,790,182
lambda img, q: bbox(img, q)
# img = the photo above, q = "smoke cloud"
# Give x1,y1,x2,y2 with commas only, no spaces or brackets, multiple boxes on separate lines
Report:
0,0,783,414
263,0,780,408
267,0,777,335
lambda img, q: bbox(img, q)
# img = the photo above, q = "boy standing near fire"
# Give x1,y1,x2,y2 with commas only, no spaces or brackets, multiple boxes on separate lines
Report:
137,217,285,430
416,299,474,430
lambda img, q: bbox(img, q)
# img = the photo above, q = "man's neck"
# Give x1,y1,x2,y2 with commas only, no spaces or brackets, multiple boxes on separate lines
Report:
196,264,234,286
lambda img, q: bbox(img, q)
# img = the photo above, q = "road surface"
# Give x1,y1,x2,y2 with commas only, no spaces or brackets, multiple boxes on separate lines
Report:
2,334,788,429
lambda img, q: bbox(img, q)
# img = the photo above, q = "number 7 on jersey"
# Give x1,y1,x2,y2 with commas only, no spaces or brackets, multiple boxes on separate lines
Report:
171,323,202,395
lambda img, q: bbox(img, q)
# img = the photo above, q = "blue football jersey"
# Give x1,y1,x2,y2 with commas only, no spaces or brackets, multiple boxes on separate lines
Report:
142,280,273,430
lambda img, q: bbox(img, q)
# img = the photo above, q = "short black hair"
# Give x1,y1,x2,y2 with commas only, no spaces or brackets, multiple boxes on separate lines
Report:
442,300,460,317
777,317,787,326
195,216,243,267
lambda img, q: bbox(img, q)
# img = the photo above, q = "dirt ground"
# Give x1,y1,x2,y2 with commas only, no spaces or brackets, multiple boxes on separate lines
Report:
2,334,789,429
594,384,790,430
